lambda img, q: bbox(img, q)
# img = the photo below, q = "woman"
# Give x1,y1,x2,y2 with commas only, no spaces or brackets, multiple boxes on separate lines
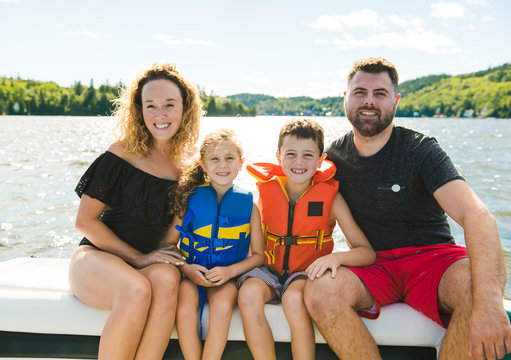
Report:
69,63,203,359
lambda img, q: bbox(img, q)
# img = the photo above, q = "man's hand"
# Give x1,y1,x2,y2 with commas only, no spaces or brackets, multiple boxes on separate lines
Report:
469,304,511,360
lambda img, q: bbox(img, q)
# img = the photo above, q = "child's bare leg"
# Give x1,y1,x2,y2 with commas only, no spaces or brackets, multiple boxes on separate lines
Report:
202,281,237,360
238,278,277,360
177,278,202,360
282,277,315,360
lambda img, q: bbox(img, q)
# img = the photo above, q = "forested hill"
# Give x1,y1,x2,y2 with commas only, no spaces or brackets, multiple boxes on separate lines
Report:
227,94,344,116
0,78,256,117
397,63,511,118
1,63,510,118
0,78,119,116
228,63,511,118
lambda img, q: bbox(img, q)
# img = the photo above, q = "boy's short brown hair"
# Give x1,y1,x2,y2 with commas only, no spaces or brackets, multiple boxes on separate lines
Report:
278,118,324,154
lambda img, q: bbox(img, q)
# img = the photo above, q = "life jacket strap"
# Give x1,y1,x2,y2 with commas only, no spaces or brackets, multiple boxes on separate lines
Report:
175,224,196,263
269,232,318,246
196,237,242,250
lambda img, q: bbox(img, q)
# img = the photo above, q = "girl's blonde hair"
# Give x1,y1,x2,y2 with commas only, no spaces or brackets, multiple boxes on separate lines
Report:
114,63,203,159
170,128,244,218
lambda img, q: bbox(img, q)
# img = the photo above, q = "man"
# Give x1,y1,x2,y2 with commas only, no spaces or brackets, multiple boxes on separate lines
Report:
303,57,511,360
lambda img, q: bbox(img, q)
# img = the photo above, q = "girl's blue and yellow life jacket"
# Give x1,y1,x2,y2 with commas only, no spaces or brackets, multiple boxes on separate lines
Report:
176,183,253,269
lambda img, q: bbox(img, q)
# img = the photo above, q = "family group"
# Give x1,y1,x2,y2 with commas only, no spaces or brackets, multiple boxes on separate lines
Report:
68,57,510,360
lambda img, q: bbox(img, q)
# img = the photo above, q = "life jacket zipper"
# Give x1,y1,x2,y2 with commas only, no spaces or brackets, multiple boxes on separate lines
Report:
282,201,295,277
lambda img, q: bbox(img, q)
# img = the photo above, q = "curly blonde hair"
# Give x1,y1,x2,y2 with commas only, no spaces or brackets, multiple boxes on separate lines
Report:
170,129,244,218
114,63,203,159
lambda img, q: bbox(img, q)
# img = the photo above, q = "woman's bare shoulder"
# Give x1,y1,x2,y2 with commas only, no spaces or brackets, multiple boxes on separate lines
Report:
107,142,132,160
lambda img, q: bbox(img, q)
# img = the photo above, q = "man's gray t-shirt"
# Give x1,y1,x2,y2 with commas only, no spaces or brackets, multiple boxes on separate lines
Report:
326,126,464,251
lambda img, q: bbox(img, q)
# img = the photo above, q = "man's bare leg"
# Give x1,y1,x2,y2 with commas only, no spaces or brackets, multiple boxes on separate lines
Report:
304,267,381,360
437,259,473,360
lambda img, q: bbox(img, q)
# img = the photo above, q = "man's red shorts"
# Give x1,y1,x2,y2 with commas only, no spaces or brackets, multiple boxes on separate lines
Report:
345,243,468,328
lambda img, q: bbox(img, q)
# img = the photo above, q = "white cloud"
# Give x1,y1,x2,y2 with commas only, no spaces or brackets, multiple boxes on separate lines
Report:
315,34,356,52
316,29,462,55
431,2,467,19
153,34,213,46
311,9,463,55
386,14,423,30
0,0,18,3
309,15,343,30
309,9,382,30
464,0,486,5
338,9,380,28
81,28,97,38
482,15,496,22
376,30,461,53
240,76,273,85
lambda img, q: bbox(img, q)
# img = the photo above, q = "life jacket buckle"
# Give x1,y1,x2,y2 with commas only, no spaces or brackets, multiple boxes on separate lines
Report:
206,253,223,265
209,238,226,249
280,235,297,246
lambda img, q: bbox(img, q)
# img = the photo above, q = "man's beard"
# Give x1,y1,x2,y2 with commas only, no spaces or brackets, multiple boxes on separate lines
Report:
347,106,396,137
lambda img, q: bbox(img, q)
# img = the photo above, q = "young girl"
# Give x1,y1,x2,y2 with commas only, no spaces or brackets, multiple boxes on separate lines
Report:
69,63,203,359
166,128,265,360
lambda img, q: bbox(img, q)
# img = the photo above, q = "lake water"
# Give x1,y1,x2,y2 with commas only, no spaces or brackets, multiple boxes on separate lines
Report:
1,115,510,297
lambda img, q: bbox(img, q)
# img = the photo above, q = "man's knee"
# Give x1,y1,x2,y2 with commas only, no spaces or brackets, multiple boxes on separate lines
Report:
304,268,367,318
438,258,472,313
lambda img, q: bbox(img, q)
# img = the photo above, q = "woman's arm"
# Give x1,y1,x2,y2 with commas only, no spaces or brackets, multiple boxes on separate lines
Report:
306,193,375,279
205,203,265,286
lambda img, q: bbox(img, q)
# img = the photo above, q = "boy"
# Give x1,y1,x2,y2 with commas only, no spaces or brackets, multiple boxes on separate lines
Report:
237,118,375,360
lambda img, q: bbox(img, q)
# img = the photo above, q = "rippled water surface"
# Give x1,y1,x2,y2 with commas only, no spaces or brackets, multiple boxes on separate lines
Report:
1,116,510,296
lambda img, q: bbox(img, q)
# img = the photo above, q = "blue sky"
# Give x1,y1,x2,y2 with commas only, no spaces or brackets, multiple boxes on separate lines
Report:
1,0,510,98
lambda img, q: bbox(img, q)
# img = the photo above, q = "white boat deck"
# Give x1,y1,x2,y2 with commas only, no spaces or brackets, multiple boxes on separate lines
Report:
0,257,448,352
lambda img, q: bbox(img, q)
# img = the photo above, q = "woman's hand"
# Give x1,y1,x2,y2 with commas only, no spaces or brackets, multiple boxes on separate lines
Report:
181,264,214,287
132,245,186,269
205,266,234,286
306,253,343,280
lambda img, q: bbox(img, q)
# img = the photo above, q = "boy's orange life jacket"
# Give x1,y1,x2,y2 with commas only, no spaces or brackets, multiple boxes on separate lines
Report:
247,160,339,277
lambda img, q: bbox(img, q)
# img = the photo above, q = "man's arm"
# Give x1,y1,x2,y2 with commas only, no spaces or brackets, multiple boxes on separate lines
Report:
434,179,511,358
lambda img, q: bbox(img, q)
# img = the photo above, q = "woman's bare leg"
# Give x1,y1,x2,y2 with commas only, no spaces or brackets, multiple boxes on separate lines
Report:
68,246,151,360
134,263,180,360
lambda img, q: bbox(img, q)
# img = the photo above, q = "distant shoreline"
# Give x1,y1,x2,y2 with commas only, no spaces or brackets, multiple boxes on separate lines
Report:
2,62,511,118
